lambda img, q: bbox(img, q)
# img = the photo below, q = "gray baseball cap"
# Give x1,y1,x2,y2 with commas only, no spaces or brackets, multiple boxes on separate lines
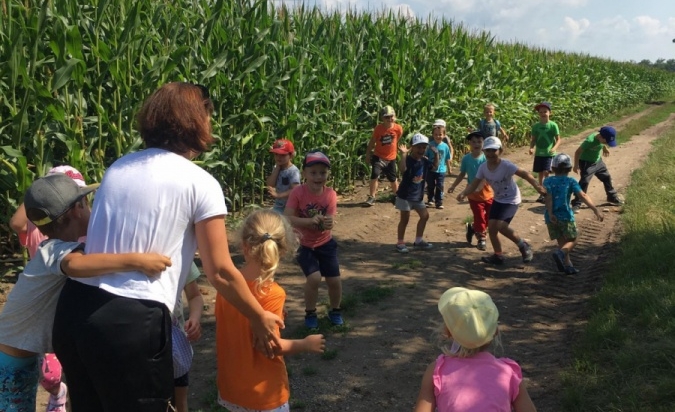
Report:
24,174,99,226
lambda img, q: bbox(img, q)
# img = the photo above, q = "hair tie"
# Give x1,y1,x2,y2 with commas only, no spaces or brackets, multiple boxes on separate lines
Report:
261,233,272,241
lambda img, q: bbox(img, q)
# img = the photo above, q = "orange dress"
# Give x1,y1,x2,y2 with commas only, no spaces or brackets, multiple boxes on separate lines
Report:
215,281,288,410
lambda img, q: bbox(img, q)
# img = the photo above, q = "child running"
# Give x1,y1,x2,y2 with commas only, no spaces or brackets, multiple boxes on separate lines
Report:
528,101,560,203
425,119,453,209
544,154,604,275
266,139,301,214
284,151,343,328
216,209,326,412
364,105,403,206
413,287,536,412
457,137,546,265
0,174,171,412
447,131,494,251
395,133,439,253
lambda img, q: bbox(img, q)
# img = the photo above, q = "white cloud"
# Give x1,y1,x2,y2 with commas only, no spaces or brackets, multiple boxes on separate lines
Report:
557,0,587,7
634,15,669,36
560,16,590,38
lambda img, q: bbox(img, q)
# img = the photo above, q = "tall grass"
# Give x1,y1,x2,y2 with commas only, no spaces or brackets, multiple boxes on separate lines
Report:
561,119,675,411
2,0,675,236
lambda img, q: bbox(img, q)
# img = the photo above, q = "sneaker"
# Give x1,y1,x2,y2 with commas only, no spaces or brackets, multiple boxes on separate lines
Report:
304,311,318,329
572,203,581,214
536,195,546,204
413,240,433,250
477,239,487,251
519,241,534,263
364,196,375,207
46,382,67,412
465,223,474,245
396,244,409,253
565,265,580,275
425,200,434,207
607,195,624,205
328,309,344,326
481,254,505,265
436,204,444,209
551,249,566,272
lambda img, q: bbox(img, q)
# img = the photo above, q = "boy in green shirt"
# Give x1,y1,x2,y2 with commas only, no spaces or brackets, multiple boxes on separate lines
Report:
529,101,560,203
571,126,623,210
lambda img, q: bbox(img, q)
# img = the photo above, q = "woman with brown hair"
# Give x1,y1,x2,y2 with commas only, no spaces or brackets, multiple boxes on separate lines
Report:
52,82,284,411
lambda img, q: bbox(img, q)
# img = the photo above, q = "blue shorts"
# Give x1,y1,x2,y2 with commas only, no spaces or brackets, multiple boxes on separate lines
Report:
533,156,553,173
488,201,519,223
297,238,340,277
0,351,39,412
394,197,426,211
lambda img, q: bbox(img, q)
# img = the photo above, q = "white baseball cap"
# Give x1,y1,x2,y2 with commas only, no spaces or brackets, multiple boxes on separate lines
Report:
552,153,572,168
411,133,429,146
432,119,446,128
482,136,502,150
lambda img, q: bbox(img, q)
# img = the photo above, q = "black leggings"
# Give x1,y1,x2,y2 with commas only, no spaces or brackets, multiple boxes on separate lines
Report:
52,279,173,412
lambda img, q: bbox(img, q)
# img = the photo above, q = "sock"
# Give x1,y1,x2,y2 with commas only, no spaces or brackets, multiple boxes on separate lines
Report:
415,237,423,244
397,239,405,245
517,239,525,248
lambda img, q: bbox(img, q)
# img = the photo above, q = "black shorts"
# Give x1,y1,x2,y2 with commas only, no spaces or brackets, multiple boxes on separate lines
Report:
533,156,553,173
370,156,397,182
488,201,519,223
297,238,340,277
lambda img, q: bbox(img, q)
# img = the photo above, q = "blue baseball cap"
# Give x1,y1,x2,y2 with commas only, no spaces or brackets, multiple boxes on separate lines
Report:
599,126,617,147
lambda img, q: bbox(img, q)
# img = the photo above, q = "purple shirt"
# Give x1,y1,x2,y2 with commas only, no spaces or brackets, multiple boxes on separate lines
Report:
433,352,522,412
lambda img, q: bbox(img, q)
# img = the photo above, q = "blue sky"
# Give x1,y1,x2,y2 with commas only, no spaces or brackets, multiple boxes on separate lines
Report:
285,0,675,62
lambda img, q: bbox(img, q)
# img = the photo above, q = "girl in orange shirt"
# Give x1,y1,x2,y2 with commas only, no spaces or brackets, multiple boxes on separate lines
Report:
216,209,326,412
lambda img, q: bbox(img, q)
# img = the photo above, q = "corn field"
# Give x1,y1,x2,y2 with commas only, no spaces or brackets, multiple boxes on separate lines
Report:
2,0,675,249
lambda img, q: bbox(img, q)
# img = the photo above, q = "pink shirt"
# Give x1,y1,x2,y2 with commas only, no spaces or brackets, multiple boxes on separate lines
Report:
286,185,337,248
21,221,47,259
433,352,522,412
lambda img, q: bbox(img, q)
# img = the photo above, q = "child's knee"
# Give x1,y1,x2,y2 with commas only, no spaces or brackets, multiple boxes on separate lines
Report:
305,272,322,286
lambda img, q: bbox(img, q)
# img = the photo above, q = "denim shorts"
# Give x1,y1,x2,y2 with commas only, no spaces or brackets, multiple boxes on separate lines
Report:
0,351,39,412
297,238,340,277
488,201,519,223
533,156,553,173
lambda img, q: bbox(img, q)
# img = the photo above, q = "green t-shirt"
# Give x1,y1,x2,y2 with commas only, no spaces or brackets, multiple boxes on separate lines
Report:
531,121,560,157
579,132,604,163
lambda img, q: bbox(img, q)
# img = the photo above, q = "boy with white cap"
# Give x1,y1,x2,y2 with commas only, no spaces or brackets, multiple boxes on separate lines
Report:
0,174,171,411
545,153,603,275
413,287,536,412
425,119,453,209
394,133,439,253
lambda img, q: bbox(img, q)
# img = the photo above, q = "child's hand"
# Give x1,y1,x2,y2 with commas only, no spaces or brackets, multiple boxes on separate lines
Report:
135,254,172,277
322,215,334,230
549,215,558,224
267,186,278,198
573,165,580,174
184,318,202,342
528,147,534,155
448,186,455,194
399,144,409,154
603,146,610,157
303,334,326,354
537,186,547,196
594,210,604,222
312,215,325,231
456,192,466,202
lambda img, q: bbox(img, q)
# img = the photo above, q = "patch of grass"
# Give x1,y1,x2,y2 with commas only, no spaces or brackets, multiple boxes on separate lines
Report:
290,399,307,410
360,285,395,303
321,348,339,360
560,114,675,411
302,366,318,376
516,176,539,196
392,258,424,270
462,215,473,224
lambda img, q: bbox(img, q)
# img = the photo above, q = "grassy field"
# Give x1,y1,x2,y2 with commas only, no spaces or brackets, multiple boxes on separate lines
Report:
560,109,675,410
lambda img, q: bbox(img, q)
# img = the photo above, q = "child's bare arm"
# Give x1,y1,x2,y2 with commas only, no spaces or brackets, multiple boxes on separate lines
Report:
61,251,172,278
545,193,557,223
513,380,537,412
457,178,482,201
499,127,510,142
284,207,323,230
365,136,376,163
398,145,409,173
413,362,436,412
573,146,583,174
266,166,281,187
447,172,466,193
515,168,546,195
275,334,325,356
529,135,536,155
551,135,561,153
9,203,28,234
576,191,604,221
183,280,205,341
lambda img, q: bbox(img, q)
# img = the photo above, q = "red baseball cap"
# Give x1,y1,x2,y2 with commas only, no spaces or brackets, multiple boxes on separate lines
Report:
270,139,294,154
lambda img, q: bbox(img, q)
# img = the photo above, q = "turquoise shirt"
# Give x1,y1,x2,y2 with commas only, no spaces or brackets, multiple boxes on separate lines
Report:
543,175,581,223
425,141,451,174
460,152,487,184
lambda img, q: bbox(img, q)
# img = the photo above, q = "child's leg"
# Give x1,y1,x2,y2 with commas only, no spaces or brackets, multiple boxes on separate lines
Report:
304,272,322,311
469,200,489,239
384,160,399,194
573,161,595,204
557,237,577,266
593,160,618,198
397,210,411,242
325,276,342,309
425,172,436,203
369,158,382,198
435,174,445,206
40,353,62,394
487,219,502,253
316,239,342,311
173,374,189,412
414,207,430,239
0,352,39,412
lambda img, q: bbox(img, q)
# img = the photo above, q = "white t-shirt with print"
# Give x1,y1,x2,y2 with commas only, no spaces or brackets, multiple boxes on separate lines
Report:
0,239,82,353
475,159,521,205
77,148,227,310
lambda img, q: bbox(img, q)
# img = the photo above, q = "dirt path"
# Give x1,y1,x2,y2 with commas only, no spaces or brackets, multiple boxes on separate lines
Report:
21,106,675,411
